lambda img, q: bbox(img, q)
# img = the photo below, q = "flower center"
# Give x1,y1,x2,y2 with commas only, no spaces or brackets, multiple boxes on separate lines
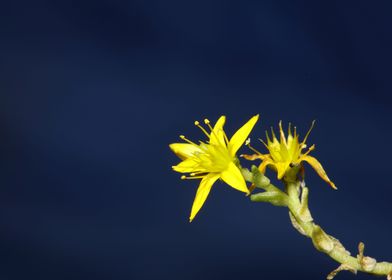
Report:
179,119,233,178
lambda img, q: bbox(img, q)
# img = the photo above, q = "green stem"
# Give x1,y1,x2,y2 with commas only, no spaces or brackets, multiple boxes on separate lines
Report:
247,168,392,279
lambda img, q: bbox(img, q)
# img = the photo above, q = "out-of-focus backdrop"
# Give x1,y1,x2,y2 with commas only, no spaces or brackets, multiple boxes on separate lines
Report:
1,1,392,279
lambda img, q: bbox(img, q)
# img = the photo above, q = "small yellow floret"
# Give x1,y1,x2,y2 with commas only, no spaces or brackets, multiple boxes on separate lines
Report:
243,121,336,189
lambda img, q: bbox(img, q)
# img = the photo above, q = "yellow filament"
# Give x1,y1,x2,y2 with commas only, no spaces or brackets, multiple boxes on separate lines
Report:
194,121,210,138
246,141,262,155
180,135,197,145
181,175,205,180
302,120,316,145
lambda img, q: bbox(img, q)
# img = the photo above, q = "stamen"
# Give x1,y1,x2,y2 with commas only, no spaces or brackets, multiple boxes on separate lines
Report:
180,135,197,145
190,172,207,176
221,129,229,145
302,144,316,156
203,118,227,145
204,119,213,130
205,119,224,142
194,121,210,137
181,175,205,180
246,140,262,155
288,122,292,136
259,138,269,149
302,120,316,144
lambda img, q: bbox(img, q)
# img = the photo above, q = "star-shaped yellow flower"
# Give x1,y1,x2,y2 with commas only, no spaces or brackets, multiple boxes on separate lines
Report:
243,121,336,189
170,115,259,221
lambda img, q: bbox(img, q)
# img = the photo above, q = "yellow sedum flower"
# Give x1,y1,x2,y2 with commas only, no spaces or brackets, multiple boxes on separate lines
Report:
243,121,337,189
170,115,259,222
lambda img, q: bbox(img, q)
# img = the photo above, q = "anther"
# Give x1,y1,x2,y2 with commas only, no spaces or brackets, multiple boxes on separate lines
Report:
181,175,187,180
245,137,262,154
195,121,210,137
303,144,315,156
205,119,214,132
180,135,197,145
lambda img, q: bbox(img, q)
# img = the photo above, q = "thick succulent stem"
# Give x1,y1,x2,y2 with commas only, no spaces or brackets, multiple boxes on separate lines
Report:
244,166,392,279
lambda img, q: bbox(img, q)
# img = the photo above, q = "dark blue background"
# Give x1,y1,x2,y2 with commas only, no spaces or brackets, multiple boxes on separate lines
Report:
1,1,391,279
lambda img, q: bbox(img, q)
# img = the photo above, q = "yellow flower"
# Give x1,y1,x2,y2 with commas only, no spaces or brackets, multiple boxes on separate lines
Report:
243,121,336,189
170,115,259,221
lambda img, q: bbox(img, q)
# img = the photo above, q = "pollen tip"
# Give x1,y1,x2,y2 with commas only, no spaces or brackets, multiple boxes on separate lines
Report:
194,121,200,126
245,138,251,146
181,175,187,180
180,135,185,139
204,119,210,124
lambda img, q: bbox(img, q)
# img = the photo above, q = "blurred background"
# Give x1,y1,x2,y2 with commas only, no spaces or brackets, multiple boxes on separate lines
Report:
1,1,392,279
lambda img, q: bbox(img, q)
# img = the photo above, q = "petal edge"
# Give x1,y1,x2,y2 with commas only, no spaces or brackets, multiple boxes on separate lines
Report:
189,173,220,222
220,161,249,194
229,115,259,157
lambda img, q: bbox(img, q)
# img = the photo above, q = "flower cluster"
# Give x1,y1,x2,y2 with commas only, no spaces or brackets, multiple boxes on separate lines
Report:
170,115,336,221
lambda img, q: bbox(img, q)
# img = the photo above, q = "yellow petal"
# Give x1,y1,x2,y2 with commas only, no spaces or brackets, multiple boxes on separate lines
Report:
209,115,226,146
258,158,273,174
169,143,201,160
276,162,291,179
229,115,259,157
189,173,220,222
301,155,337,189
220,161,249,194
172,158,198,173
